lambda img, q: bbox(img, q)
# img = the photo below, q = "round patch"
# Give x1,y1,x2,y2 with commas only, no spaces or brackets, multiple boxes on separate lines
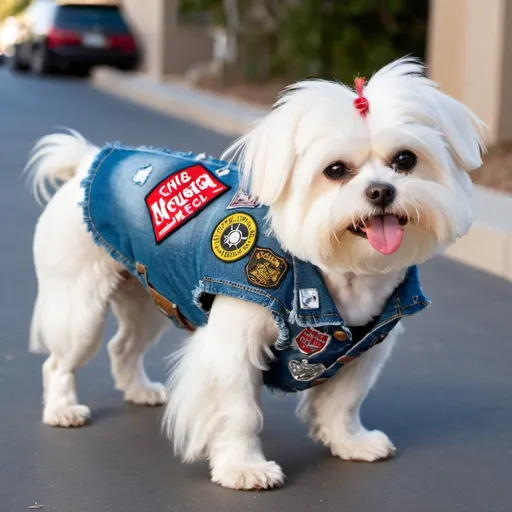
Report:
211,213,257,262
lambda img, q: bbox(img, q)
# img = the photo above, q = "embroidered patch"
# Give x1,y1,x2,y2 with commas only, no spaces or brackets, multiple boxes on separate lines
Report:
226,188,258,210
145,165,229,244
295,328,331,355
288,359,326,382
133,164,153,186
211,213,257,262
245,247,288,288
299,288,319,309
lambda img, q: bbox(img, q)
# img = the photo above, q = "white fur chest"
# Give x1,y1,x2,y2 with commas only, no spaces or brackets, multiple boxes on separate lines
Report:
321,270,406,326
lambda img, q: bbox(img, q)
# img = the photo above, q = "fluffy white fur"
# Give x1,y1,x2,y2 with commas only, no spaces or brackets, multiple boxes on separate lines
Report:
26,57,485,489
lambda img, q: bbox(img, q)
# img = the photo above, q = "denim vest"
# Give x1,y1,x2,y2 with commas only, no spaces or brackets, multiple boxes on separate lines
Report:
82,144,431,393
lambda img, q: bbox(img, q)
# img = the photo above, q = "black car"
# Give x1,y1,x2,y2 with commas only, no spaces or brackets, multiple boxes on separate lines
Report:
7,0,139,74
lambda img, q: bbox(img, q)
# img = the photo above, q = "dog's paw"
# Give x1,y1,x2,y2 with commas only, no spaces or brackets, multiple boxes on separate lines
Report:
330,429,396,462
124,381,167,406
43,404,91,428
211,461,285,490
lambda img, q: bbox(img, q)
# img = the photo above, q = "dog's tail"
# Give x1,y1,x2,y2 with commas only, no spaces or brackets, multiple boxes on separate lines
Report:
25,129,98,205
27,129,98,353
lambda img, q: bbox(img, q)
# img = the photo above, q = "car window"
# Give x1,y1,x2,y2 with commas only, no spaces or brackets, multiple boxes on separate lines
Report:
55,5,129,31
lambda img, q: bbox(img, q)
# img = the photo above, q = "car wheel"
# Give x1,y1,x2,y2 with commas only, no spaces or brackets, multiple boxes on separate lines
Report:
31,46,51,75
7,49,29,72
74,66,91,78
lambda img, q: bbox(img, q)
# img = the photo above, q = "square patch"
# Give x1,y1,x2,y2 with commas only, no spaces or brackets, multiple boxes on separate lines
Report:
145,164,229,243
299,288,319,309
245,247,288,288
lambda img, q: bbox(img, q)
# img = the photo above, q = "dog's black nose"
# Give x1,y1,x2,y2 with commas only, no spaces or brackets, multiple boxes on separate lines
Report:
365,182,396,208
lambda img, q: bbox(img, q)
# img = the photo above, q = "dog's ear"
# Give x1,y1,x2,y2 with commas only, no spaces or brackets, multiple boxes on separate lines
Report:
222,103,297,205
431,89,487,171
367,57,487,172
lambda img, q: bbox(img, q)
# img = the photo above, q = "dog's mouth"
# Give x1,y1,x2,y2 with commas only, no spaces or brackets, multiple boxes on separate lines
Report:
347,214,408,255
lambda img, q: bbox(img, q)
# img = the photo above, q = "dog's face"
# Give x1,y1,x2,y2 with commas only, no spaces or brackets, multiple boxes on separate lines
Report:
225,58,486,275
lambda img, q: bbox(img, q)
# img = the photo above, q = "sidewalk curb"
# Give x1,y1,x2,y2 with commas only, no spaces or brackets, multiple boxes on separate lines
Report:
91,67,265,137
91,68,512,282
445,224,511,281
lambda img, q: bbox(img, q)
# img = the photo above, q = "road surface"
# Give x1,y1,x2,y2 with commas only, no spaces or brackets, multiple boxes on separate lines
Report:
0,67,511,512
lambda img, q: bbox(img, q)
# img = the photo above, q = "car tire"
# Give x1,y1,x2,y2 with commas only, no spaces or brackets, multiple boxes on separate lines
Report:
75,66,91,78
30,46,51,75
7,48,29,72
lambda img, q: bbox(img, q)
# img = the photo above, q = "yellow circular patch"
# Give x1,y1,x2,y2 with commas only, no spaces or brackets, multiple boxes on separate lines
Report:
211,213,258,262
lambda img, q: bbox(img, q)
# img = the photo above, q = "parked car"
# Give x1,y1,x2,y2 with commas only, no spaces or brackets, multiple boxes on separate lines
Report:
7,0,139,75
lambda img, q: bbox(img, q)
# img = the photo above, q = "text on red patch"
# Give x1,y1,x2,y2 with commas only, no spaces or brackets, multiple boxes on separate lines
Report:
145,165,229,243
295,328,331,355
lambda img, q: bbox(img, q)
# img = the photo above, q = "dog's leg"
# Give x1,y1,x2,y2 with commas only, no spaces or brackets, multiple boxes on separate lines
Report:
39,274,118,427
164,296,284,490
298,323,403,461
31,171,125,427
108,275,168,405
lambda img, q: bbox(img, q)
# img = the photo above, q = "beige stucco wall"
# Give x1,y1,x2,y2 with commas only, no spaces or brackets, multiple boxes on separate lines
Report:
428,0,512,145
498,0,512,143
121,0,212,79
122,0,165,78
163,25,212,75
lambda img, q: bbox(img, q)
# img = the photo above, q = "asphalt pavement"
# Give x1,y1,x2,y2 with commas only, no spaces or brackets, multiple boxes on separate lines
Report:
0,67,511,512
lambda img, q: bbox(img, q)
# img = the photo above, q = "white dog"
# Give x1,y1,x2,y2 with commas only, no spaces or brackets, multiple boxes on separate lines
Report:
26,57,485,490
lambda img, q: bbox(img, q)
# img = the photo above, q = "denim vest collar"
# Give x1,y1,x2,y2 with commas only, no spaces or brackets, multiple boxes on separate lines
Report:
292,258,428,333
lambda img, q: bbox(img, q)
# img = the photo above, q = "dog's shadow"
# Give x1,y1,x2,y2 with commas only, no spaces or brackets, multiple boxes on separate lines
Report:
259,385,509,484
87,404,128,425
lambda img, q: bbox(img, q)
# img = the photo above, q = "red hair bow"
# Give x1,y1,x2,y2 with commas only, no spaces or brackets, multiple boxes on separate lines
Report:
353,77,369,118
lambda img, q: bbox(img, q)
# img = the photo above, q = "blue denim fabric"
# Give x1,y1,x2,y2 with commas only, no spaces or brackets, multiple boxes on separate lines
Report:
82,144,431,392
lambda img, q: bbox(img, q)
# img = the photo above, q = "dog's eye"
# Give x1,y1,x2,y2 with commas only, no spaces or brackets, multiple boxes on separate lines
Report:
324,162,349,180
391,150,417,172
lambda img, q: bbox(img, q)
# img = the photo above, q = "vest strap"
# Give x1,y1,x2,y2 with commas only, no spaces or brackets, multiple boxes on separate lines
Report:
135,262,196,332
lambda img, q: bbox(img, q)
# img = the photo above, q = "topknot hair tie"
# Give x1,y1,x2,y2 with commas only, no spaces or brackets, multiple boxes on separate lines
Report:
353,77,369,118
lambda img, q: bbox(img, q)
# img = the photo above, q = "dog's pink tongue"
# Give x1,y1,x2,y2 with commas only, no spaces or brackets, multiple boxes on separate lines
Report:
362,215,404,255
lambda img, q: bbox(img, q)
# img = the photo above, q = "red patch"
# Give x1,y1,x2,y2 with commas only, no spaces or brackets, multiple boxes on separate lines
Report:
295,328,331,355
145,165,229,243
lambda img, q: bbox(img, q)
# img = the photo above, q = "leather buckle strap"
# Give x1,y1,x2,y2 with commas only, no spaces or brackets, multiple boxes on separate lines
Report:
135,262,196,332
